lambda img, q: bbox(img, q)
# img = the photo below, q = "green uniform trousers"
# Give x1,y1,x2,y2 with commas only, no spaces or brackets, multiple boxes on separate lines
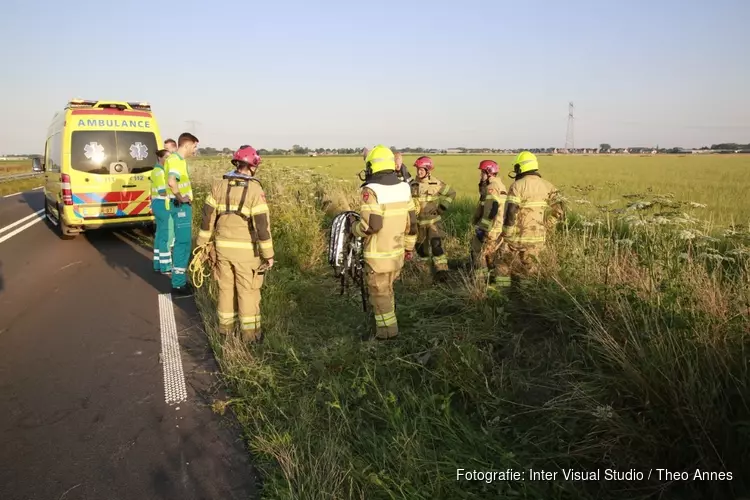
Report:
170,202,193,288
151,199,172,273
167,212,175,252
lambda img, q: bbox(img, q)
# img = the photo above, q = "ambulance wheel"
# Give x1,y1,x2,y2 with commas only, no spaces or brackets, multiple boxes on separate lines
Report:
56,203,76,240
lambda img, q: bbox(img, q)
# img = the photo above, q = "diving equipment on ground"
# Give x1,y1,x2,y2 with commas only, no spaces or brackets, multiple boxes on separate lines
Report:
328,211,368,312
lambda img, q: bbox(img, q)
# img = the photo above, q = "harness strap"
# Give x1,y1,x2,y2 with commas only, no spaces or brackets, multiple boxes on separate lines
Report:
217,175,262,222
225,181,232,215
236,179,250,217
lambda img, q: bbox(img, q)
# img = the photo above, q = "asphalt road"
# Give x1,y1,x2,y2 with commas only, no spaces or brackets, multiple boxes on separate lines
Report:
0,190,258,500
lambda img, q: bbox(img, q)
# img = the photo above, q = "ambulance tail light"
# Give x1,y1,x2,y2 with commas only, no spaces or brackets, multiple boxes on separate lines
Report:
61,174,73,205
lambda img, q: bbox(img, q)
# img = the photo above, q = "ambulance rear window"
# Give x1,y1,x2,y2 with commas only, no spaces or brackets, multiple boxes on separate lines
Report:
71,131,158,175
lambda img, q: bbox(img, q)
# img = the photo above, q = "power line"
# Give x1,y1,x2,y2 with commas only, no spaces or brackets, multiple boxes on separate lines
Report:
184,120,201,134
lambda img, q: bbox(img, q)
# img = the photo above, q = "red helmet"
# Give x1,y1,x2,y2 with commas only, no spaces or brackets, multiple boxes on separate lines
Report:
414,156,434,172
478,160,499,176
231,145,261,168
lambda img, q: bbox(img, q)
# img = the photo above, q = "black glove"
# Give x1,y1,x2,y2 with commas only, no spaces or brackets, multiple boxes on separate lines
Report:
475,228,486,242
346,213,358,233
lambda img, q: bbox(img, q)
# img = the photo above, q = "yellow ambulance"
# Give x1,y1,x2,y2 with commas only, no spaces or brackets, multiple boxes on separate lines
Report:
42,99,164,239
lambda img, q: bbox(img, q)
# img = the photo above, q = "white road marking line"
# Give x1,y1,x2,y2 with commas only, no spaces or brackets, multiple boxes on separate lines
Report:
33,186,43,190
3,192,21,198
0,215,45,243
0,210,45,242
0,210,44,235
158,293,188,405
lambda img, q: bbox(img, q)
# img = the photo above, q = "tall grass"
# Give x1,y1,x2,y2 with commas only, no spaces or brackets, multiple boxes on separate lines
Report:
189,158,750,500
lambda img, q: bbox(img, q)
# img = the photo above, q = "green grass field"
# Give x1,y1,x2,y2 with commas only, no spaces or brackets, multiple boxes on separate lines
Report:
0,160,33,177
255,153,750,227
183,154,749,500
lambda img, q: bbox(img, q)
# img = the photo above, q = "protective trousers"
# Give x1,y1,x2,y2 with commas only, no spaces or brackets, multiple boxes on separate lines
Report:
490,243,541,292
151,199,172,273
214,259,265,342
167,213,175,252
415,223,448,272
470,235,500,281
170,203,193,288
366,269,401,339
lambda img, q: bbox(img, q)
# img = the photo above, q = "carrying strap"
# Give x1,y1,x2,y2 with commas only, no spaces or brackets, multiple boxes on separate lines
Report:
219,174,262,221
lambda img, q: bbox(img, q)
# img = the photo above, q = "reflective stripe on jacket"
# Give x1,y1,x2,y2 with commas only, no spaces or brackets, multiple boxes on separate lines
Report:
475,176,508,236
196,173,273,264
353,172,418,273
411,176,456,226
165,153,193,200
502,172,564,246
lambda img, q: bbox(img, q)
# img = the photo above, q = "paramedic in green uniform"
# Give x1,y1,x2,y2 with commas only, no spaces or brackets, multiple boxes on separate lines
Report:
151,149,173,274
166,132,199,295
164,139,178,253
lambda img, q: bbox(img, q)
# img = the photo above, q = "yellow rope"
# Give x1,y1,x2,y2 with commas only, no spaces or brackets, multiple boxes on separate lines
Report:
189,242,215,289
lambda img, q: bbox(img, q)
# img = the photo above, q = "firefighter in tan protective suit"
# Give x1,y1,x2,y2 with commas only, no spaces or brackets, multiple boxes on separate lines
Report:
195,145,274,343
394,152,412,183
351,145,417,340
470,159,508,283
491,151,565,292
411,156,457,280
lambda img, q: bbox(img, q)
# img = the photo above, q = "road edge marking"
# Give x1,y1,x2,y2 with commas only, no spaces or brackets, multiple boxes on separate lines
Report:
3,192,21,198
158,293,188,405
0,210,45,243
33,186,43,190
0,209,44,235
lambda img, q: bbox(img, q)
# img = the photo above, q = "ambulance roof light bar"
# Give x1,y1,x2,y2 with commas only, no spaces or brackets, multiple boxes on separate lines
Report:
65,99,152,112
66,98,98,109
127,101,152,112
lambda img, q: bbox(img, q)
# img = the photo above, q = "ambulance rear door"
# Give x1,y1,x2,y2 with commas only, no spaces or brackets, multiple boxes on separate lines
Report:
68,129,158,219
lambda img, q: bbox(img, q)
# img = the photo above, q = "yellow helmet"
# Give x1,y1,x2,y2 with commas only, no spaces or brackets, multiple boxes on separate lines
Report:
511,151,539,177
364,145,396,175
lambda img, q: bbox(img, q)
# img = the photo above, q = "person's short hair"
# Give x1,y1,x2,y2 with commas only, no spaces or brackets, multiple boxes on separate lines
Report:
178,133,199,147
164,138,177,146
156,149,170,159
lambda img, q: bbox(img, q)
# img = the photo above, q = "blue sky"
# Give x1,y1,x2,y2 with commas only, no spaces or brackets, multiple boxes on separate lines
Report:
1,0,748,154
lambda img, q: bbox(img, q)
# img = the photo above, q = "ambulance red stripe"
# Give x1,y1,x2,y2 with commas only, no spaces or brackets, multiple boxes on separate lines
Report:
130,201,151,215
99,191,145,203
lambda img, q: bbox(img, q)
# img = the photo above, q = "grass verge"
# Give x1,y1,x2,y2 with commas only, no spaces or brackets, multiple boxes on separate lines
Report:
188,159,750,500
0,178,43,196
